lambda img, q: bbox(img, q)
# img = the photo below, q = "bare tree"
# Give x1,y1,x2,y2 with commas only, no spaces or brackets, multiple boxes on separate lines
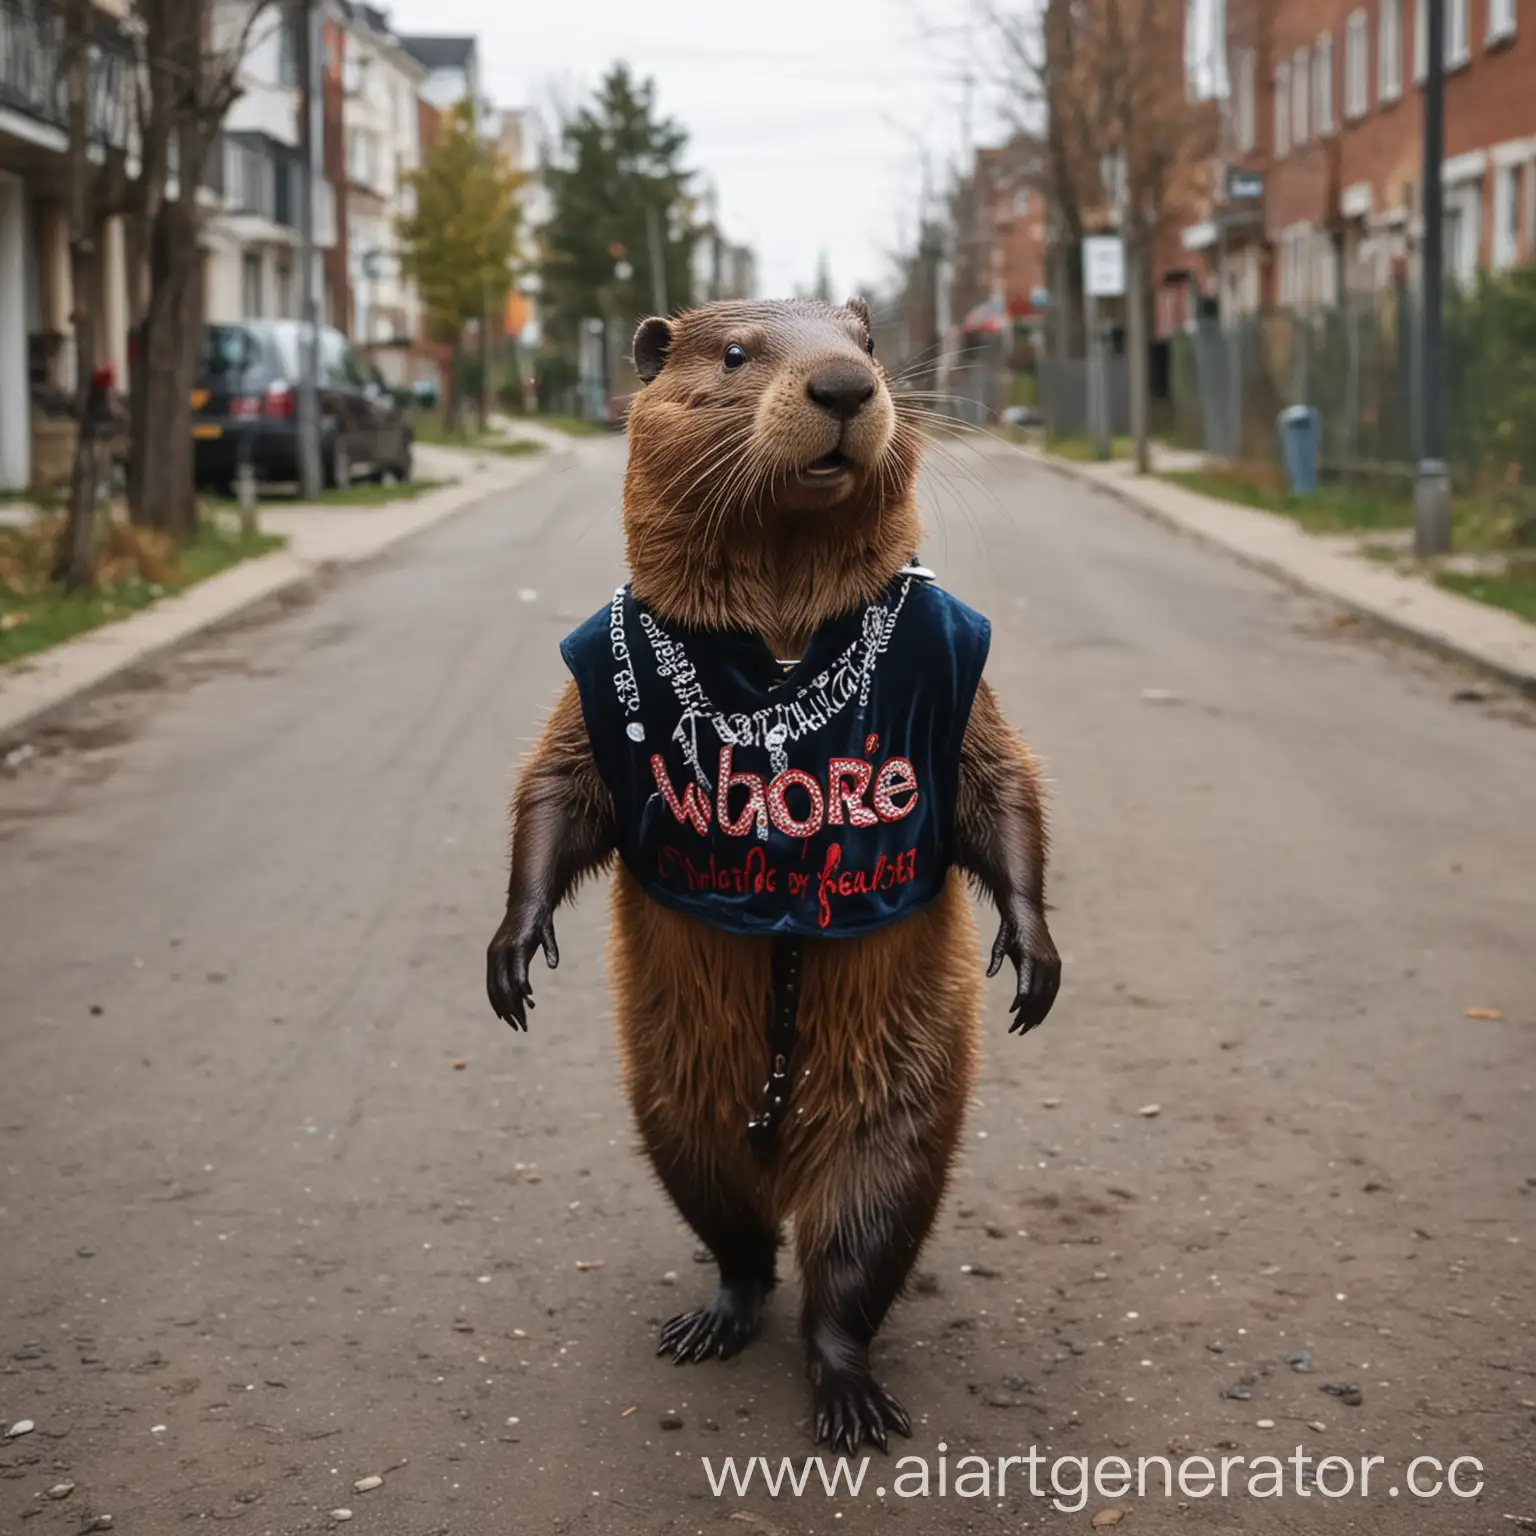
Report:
995,0,1215,460
124,0,279,537
1103,0,1217,471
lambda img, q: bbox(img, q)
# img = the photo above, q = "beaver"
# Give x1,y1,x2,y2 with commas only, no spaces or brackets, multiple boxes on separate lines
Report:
487,297,1059,1453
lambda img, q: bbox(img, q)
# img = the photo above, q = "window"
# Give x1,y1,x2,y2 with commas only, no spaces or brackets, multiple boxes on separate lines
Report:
320,330,350,387
1491,162,1521,270
1275,61,1291,155
199,326,257,380
1449,0,1470,62
274,261,293,319
1487,0,1517,44
1346,10,1369,118
241,252,263,319
1380,0,1403,98
1013,187,1030,216
348,127,377,189
1443,185,1481,288
1417,0,1470,77
1235,47,1255,152
1292,46,1310,144
1315,32,1335,135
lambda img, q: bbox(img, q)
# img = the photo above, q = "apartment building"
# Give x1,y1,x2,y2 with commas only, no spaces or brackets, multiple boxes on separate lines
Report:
336,3,425,375
206,6,337,327
949,137,1049,338
0,0,133,489
1183,0,1533,314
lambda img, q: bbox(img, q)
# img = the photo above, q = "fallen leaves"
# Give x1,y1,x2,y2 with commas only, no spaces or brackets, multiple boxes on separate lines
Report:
1092,1510,1127,1527
1465,1006,1504,1020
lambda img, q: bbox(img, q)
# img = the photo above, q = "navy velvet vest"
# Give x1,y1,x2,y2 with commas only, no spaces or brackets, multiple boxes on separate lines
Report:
560,573,992,939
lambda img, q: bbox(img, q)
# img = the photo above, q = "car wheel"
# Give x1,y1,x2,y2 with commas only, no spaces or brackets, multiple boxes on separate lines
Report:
394,435,413,483
325,436,350,491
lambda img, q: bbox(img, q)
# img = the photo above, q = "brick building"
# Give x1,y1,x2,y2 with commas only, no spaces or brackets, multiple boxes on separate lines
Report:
1177,0,1534,314
949,136,1049,338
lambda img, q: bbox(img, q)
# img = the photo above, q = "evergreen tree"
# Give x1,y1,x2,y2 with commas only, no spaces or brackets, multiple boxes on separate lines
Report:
539,64,698,356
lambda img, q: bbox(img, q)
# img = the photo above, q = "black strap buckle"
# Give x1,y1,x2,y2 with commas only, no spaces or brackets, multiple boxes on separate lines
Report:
746,937,804,1161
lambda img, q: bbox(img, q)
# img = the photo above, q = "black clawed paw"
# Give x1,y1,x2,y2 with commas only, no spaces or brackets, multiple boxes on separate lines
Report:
486,906,557,1030
811,1373,912,1455
656,1285,763,1364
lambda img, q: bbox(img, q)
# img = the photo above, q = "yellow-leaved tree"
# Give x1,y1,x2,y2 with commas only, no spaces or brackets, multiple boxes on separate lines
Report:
397,102,523,430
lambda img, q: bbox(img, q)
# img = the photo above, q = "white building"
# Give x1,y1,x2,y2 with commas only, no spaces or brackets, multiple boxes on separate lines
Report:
337,3,425,375
205,5,336,328
0,0,133,490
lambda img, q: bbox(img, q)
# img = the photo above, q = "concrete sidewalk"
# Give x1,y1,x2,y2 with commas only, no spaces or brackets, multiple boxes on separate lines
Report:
1008,441,1536,697
0,437,574,743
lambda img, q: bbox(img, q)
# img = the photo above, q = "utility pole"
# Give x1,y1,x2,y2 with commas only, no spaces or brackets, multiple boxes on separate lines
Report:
294,0,322,498
1414,0,1450,556
645,201,668,315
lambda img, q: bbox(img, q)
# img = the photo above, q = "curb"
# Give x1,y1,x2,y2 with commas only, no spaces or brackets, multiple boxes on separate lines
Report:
0,444,573,746
1011,444,1536,701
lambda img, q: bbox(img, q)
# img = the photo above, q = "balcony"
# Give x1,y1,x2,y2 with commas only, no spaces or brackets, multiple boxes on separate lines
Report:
216,131,335,250
0,0,133,155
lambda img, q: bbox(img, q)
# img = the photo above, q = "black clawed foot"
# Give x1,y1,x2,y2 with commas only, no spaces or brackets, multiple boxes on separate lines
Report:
656,1282,764,1364
810,1366,913,1455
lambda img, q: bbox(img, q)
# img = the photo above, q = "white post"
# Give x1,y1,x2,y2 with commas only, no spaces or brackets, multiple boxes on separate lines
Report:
0,174,29,490
102,216,129,395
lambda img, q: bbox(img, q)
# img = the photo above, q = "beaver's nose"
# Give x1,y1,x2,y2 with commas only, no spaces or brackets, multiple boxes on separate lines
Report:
806,363,876,422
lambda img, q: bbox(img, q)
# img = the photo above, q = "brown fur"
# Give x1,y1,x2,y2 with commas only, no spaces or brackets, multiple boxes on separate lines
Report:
501,299,1052,1448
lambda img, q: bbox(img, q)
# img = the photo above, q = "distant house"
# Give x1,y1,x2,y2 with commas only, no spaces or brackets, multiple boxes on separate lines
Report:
398,35,482,121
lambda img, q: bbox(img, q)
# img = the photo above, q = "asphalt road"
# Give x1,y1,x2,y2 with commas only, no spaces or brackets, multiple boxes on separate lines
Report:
1,437,1532,1536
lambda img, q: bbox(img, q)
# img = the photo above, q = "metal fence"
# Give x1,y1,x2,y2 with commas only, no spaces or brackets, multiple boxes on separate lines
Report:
1038,356,1131,439
1172,275,1536,508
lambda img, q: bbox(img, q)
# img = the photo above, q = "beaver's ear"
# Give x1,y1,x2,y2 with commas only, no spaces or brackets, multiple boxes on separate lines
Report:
844,296,871,331
633,317,672,385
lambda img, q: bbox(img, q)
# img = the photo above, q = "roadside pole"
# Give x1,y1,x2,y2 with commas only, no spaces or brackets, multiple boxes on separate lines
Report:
294,0,322,499
1414,0,1450,556
646,202,669,315
1086,287,1105,459
1082,235,1123,461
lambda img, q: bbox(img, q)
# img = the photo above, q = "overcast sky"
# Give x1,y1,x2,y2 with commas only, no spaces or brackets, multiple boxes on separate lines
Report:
384,0,1017,300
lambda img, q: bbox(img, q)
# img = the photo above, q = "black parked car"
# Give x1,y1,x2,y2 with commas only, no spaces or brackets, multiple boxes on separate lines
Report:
192,321,413,491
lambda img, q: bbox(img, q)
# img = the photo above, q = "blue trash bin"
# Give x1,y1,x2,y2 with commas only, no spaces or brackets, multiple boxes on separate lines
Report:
1278,404,1320,495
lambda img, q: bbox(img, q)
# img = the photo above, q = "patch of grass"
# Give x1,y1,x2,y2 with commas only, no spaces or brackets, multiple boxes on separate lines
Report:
1,516,281,666
1010,372,1038,408
408,412,502,448
1435,567,1536,624
1047,434,1134,462
201,478,446,511
1164,466,1414,535
536,413,606,438
485,439,545,458
1168,465,1531,554
314,477,446,506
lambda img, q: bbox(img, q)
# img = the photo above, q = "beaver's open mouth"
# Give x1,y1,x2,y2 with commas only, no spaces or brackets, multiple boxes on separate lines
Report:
796,449,850,485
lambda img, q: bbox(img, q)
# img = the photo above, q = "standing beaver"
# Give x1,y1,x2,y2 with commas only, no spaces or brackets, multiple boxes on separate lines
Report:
487,298,1059,1453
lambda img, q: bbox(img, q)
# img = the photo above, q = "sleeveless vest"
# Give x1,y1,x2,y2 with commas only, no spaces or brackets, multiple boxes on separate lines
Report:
560,573,991,939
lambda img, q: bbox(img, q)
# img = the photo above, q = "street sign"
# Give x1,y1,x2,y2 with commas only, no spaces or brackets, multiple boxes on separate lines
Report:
1082,236,1125,298
1226,169,1265,202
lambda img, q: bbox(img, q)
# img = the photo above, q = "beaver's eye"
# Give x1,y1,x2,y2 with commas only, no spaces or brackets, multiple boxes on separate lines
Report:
864,333,875,357
723,343,748,372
